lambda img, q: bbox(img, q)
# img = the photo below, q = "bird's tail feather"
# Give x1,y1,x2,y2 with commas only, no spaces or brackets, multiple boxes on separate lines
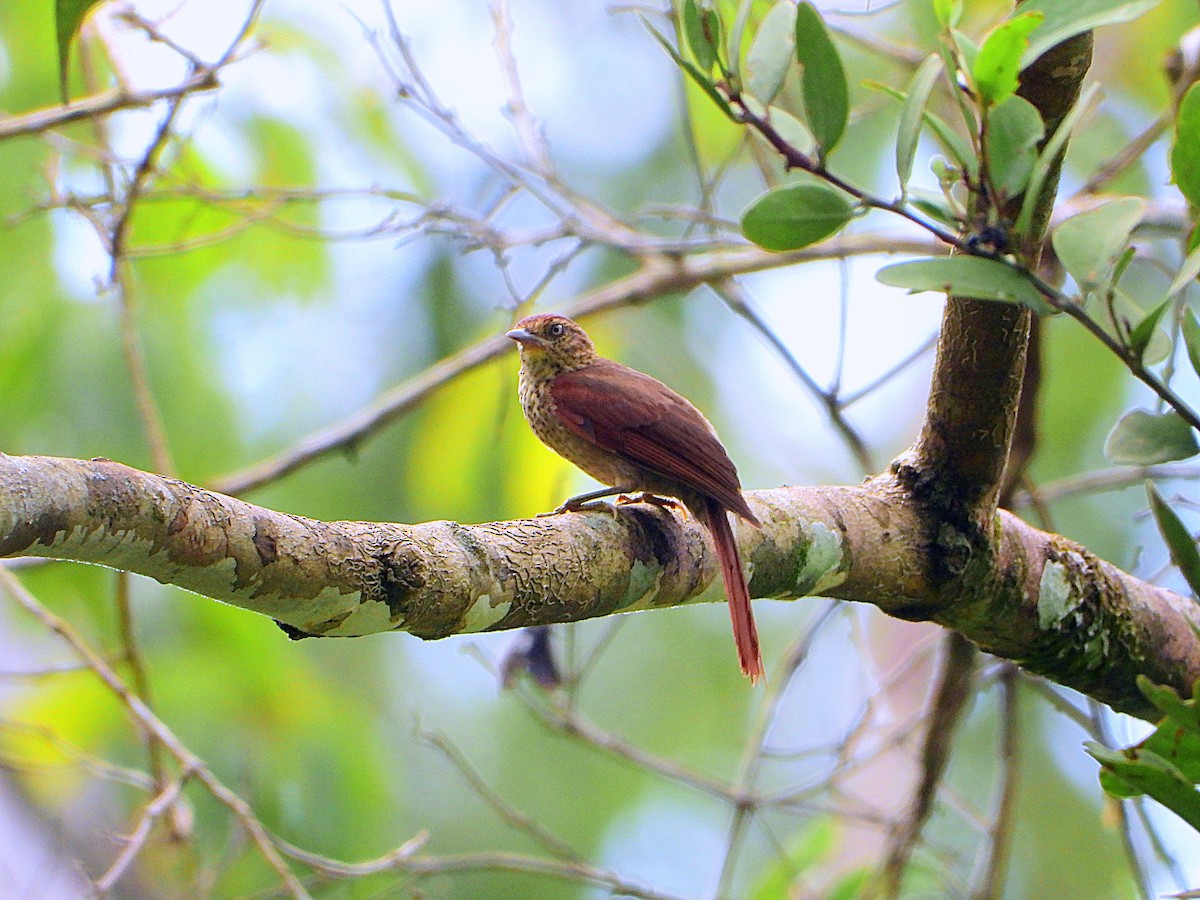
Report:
704,498,764,683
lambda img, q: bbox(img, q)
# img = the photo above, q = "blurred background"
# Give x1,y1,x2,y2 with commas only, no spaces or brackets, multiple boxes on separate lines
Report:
0,0,1198,896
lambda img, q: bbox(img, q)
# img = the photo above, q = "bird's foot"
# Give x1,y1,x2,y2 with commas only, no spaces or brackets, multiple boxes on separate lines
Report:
536,499,616,517
618,492,685,513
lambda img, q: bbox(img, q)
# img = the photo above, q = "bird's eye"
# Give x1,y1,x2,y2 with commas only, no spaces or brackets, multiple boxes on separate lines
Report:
548,323,566,338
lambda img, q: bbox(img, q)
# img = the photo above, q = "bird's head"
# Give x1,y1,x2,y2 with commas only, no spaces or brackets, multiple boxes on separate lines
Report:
506,314,598,374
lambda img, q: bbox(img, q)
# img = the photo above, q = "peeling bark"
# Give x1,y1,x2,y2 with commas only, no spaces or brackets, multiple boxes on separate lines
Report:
1,454,1195,720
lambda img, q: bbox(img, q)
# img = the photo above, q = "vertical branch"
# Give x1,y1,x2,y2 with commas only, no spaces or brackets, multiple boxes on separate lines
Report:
972,665,1020,900
903,29,1093,543
877,632,977,897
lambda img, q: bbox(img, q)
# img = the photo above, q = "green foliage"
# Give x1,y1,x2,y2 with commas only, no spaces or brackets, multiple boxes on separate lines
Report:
895,54,944,191
1183,309,1200,381
1088,677,1200,831
1051,197,1146,289
1127,297,1171,363
1104,409,1199,465
1168,245,1200,299
1016,82,1102,235
682,0,723,73
744,0,795,104
55,0,104,102
1020,0,1162,68
972,11,1044,106
1173,84,1200,210
876,256,1056,315
644,15,735,119
984,94,1044,198
1146,482,1200,599
741,184,854,251
793,2,848,156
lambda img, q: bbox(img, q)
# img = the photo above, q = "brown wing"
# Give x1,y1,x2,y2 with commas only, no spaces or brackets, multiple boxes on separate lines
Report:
550,360,754,519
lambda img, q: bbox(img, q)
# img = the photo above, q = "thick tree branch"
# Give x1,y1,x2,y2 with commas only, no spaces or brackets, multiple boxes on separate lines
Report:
2,454,1196,720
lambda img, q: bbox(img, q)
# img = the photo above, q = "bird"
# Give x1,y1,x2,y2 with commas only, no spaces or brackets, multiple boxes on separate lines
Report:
506,313,764,681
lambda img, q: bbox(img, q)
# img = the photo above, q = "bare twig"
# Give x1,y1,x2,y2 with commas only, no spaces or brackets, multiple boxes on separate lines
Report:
211,232,940,494
421,728,582,863
0,73,218,142
0,567,310,899
972,664,1020,900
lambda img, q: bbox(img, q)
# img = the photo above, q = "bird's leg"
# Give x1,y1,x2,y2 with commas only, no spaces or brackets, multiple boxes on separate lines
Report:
618,492,687,514
537,484,637,517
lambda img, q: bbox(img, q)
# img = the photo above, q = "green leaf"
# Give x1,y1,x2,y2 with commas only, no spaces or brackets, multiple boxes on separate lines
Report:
727,0,754,85
876,256,1055,314
1052,197,1145,287
1016,80,1099,238
985,95,1044,198
1168,245,1200,298
682,0,725,73
741,184,854,251
1173,84,1200,210
1138,676,1200,735
972,12,1045,106
1105,409,1200,465
794,2,848,155
769,108,816,156
1147,482,1200,599
867,80,975,174
1183,309,1200,380
642,16,735,119
895,55,943,191
1127,298,1172,363
56,0,106,104
745,1,797,103
1086,742,1200,830
1020,0,1161,69
951,29,980,73
933,0,963,27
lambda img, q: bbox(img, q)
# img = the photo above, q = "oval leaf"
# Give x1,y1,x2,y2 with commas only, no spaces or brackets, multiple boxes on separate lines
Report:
1173,84,1200,210
1016,82,1102,235
742,184,853,251
1105,409,1200,465
794,2,848,155
56,0,106,103
745,1,796,103
1168,243,1200,298
985,95,1044,198
1183,309,1200,380
973,12,1045,106
1147,482,1200,599
1051,196,1145,287
1020,0,1160,69
1128,298,1172,363
896,55,944,190
876,256,1055,314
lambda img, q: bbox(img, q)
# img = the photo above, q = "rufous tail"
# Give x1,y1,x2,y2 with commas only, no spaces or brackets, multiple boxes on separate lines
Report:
704,498,764,683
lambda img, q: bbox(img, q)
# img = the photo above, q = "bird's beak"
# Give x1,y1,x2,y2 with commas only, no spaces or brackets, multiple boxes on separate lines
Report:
506,327,541,347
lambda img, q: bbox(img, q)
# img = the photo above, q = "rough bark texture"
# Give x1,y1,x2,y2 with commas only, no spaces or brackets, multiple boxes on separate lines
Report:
1,454,1196,719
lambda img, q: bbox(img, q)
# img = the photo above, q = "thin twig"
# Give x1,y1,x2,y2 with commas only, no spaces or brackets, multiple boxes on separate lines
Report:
714,280,875,475
715,603,839,898
421,728,583,863
878,632,977,896
972,664,1020,900
212,233,936,495
95,773,191,893
0,73,218,142
0,567,310,899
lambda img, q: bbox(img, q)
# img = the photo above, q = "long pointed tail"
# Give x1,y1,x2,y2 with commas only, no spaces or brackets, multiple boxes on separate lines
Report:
704,498,764,683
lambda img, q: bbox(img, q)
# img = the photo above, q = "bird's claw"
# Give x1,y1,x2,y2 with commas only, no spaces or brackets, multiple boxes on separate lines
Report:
536,500,615,517
618,492,685,513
